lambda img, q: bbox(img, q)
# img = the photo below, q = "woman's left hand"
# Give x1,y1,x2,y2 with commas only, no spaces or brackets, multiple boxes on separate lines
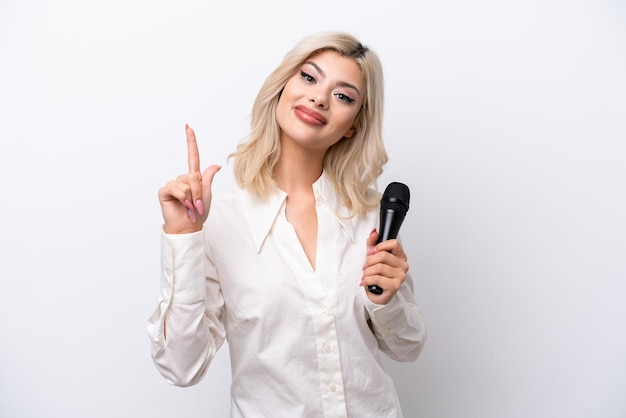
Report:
360,229,409,305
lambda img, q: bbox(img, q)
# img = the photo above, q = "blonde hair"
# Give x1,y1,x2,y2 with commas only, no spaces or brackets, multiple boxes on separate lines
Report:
230,31,388,216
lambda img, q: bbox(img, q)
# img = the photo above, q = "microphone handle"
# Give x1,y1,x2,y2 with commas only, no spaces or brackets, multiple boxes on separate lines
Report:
367,209,402,295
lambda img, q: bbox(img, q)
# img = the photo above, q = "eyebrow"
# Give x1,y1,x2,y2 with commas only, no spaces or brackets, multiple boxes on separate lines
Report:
304,61,362,97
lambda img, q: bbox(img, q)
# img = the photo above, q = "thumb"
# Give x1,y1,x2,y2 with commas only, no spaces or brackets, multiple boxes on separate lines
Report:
201,164,222,200
365,228,379,251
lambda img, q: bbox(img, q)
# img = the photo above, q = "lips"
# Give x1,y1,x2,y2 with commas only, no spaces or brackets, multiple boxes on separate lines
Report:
294,105,327,126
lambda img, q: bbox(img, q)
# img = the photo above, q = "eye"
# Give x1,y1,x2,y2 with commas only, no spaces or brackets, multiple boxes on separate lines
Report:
300,71,315,83
334,92,355,104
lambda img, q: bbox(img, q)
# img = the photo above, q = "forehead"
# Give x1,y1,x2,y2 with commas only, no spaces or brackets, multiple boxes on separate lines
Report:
303,50,365,89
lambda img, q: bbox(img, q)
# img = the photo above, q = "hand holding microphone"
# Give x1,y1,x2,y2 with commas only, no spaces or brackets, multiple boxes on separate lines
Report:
362,182,411,303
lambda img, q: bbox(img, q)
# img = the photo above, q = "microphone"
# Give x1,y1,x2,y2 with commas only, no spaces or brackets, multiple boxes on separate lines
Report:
367,182,410,295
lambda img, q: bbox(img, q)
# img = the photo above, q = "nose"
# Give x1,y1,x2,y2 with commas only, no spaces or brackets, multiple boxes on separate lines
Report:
309,92,328,109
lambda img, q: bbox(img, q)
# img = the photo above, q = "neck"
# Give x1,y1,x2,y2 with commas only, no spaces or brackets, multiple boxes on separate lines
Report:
274,140,326,194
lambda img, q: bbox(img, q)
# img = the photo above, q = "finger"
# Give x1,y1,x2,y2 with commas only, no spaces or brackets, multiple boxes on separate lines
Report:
389,239,407,260
201,164,222,200
190,164,221,216
376,239,407,260
169,181,196,222
364,274,402,294
187,171,203,214
363,229,381,294
363,228,381,293
362,262,405,290
201,165,221,196
364,262,404,281
366,250,409,274
174,173,200,198
186,124,201,173
159,180,191,204
184,125,203,212
365,228,378,250
361,274,391,290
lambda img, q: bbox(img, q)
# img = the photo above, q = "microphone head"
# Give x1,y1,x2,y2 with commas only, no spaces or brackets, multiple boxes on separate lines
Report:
381,182,410,213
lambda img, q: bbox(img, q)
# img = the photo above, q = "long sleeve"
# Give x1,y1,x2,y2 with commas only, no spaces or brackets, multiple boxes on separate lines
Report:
147,178,427,416
146,229,226,387
362,271,427,362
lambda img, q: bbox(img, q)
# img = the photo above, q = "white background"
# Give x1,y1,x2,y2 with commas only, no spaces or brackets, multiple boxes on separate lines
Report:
1,0,625,417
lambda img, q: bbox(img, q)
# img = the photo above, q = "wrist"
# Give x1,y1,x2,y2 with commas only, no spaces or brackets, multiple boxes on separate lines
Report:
162,224,202,234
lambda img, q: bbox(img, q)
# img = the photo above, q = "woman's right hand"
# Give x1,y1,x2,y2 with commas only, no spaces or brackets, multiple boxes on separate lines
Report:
158,124,221,234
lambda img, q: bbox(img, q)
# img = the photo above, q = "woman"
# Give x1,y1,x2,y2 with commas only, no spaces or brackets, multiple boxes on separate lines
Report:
148,31,427,417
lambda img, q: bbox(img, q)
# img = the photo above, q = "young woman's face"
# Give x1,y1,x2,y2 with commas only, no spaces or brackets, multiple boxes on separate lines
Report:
275,49,365,153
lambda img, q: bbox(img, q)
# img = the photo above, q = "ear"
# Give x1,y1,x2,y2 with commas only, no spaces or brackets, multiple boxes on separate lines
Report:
343,126,357,139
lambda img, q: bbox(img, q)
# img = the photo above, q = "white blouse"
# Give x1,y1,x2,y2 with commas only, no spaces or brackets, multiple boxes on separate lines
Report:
147,173,427,417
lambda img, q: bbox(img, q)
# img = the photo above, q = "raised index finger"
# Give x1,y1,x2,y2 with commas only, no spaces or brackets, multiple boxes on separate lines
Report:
186,124,200,173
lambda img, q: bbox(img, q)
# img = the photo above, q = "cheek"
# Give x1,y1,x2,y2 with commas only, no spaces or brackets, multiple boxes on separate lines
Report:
275,94,290,126
338,109,360,130
280,77,298,100
275,81,298,120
